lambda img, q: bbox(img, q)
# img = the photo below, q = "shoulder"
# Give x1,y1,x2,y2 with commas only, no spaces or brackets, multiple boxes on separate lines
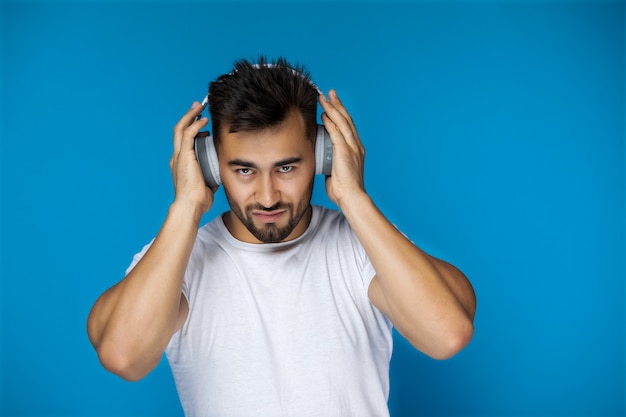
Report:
311,205,359,245
312,205,346,228
187,214,230,261
197,214,224,241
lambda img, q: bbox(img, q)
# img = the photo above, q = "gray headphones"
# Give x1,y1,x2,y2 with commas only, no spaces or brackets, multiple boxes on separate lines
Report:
194,65,333,189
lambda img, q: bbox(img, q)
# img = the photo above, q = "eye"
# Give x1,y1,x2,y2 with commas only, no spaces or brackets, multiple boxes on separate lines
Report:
237,168,253,176
278,166,294,173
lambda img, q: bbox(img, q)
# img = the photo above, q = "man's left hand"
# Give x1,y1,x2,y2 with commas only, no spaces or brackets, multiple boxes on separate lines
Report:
319,90,367,208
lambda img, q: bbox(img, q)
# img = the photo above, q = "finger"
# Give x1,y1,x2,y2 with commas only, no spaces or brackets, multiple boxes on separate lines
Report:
180,117,209,154
173,102,205,154
320,111,340,142
320,92,355,141
319,94,343,141
319,92,361,151
328,90,361,146
328,90,353,125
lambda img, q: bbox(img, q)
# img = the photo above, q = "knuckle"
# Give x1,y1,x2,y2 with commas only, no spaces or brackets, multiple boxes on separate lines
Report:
182,125,197,138
173,121,184,135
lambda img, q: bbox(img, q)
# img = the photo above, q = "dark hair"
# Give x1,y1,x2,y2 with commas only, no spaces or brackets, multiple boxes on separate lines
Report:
208,56,319,147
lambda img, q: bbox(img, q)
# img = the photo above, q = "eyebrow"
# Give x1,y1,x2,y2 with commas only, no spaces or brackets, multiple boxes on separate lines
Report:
228,157,302,169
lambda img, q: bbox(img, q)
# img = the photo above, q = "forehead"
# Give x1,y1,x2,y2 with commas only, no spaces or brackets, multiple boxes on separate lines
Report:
218,110,313,161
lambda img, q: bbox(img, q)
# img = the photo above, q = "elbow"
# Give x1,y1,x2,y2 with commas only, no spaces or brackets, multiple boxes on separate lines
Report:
88,319,152,381
96,342,155,382
405,318,474,361
429,319,474,360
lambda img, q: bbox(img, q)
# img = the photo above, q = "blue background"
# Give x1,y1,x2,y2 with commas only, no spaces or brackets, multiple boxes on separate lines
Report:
1,0,624,416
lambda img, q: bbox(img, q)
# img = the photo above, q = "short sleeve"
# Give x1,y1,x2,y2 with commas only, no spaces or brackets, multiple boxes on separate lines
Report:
124,239,154,275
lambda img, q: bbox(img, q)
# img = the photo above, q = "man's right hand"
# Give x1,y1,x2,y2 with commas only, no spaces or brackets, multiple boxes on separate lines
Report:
170,101,215,217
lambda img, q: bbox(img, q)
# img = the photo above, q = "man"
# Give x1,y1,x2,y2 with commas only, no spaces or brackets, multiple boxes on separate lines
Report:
87,57,476,416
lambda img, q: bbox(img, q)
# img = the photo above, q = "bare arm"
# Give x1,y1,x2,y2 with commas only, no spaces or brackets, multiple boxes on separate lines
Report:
87,102,212,380
320,91,476,359
345,195,475,359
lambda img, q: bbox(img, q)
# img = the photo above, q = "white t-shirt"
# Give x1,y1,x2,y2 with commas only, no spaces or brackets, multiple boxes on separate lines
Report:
130,205,393,417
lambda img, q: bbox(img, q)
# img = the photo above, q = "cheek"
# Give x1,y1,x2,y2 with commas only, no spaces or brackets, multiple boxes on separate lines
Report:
222,179,253,205
286,176,314,201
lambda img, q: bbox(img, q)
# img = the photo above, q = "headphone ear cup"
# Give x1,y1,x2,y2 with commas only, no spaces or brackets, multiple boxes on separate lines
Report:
194,135,222,188
315,125,333,176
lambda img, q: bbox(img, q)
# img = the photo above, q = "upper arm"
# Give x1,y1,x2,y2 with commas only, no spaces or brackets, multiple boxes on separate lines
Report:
367,275,395,322
367,275,419,346
368,259,476,322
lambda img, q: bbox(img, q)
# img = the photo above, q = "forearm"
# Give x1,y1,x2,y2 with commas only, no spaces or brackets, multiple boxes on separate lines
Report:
87,200,202,379
340,192,475,358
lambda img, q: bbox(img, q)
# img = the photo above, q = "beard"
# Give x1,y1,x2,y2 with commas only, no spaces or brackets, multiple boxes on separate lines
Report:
224,181,314,243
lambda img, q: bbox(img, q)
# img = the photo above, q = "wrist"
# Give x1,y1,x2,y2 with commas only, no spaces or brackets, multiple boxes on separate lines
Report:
337,190,373,218
169,198,205,226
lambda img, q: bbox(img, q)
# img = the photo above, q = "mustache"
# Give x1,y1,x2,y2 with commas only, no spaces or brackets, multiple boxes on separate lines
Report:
247,202,291,212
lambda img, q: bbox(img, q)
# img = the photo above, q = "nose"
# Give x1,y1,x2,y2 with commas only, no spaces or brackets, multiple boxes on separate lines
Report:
255,173,280,208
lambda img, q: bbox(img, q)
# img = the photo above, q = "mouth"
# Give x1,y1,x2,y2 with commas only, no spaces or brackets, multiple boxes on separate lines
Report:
252,209,286,224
